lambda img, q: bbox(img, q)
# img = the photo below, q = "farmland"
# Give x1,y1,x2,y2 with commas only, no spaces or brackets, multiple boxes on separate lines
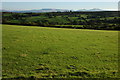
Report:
2,24,118,78
2,11,119,30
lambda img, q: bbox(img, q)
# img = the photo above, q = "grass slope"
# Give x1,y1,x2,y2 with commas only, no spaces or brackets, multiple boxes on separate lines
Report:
2,25,118,78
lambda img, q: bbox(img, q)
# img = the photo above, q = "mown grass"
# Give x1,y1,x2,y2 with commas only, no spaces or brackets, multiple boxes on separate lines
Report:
2,24,118,78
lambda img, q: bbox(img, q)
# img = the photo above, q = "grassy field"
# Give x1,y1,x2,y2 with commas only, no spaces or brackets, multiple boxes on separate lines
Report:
2,24,118,78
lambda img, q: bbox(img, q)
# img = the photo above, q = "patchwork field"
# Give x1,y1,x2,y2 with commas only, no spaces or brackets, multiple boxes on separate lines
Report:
2,24,118,78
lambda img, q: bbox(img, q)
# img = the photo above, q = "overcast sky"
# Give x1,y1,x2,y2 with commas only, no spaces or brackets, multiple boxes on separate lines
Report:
1,0,120,2
2,2,118,11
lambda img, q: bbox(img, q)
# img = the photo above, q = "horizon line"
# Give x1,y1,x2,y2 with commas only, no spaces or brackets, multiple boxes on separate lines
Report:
2,8,118,11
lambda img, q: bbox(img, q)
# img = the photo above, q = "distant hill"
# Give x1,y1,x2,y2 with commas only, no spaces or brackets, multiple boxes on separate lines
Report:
76,8,106,12
1,8,113,13
1,8,70,13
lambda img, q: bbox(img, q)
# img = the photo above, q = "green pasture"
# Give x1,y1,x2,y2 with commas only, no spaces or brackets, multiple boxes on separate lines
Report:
2,24,118,78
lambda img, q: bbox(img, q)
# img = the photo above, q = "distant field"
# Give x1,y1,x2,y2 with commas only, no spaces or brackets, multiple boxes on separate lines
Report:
2,12,119,30
2,24,118,78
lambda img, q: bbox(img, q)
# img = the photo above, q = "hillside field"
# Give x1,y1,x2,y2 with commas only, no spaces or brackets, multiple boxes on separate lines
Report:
2,24,118,78
2,11,119,30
